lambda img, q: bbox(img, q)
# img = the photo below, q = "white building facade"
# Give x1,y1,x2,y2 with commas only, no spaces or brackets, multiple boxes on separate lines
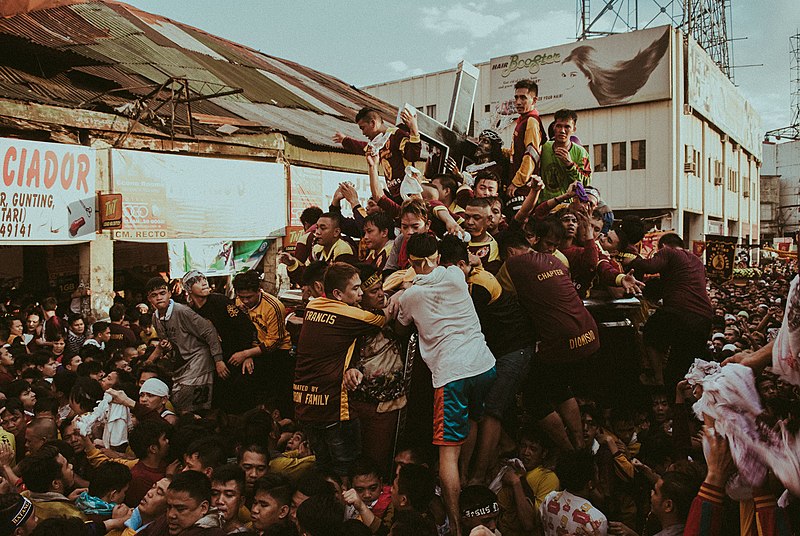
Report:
364,26,761,244
761,140,800,239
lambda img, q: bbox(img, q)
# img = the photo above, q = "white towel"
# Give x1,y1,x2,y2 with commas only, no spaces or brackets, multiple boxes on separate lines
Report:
686,359,800,497
773,275,800,387
74,393,132,448
104,398,132,448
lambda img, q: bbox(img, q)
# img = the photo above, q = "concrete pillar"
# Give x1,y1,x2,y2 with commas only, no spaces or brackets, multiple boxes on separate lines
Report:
87,143,115,320
86,233,115,320
261,240,280,295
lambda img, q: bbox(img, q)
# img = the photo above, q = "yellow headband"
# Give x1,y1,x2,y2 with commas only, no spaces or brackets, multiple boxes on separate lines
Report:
409,252,438,268
361,272,382,289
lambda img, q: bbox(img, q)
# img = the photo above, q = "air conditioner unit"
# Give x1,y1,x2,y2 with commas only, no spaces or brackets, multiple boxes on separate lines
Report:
714,176,723,185
684,163,696,173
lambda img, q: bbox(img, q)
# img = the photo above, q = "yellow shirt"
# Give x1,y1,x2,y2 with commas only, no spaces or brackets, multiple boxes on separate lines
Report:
21,490,87,522
269,450,316,482
237,291,292,352
0,427,15,461
497,466,559,536
288,239,354,271
553,249,570,269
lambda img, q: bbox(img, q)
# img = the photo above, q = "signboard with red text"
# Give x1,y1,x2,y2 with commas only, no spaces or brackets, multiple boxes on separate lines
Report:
1,138,96,241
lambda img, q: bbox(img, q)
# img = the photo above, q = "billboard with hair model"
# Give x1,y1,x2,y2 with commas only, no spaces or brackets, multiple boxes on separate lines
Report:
489,26,673,118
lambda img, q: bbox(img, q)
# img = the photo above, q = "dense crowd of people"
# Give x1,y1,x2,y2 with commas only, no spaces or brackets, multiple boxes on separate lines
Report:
0,79,798,535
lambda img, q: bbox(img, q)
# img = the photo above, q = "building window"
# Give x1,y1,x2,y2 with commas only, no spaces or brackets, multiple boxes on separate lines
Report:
484,104,491,113
693,149,701,178
728,169,738,192
593,144,608,172
631,140,646,170
612,142,626,171
426,105,437,119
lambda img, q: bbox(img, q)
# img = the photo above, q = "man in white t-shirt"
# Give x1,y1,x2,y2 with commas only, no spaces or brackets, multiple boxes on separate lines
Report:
394,232,496,536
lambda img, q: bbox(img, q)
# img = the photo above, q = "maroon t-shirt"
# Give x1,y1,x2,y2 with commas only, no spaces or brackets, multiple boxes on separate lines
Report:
44,315,65,340
497,251,599,362
561,242,600,298
125,461,166,507
341,125,421,201
107,323,140,353
511,109,546,179
630,246,713,320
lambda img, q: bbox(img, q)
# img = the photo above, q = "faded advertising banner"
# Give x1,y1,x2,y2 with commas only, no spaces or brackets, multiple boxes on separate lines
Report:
288,166,373,227
110,150,286,241
0,138,96,242
168,239,270,278
687,38,762,157
489,26,672,117
285,165,373,248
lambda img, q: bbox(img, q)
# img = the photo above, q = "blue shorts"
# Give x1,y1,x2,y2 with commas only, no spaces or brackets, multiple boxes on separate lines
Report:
433,367,497,445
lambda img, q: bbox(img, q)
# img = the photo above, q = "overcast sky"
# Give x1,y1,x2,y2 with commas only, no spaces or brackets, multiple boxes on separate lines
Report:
122,0,797,132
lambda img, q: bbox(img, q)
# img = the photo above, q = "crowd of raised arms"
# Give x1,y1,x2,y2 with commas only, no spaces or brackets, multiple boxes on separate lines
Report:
0,79,797,536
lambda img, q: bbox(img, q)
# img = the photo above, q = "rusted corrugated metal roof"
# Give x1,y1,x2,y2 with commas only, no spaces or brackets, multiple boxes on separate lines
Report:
71,2,143,39
0,80,59,106
178,23,396,121
0,0,400,150
0,64,125,108
185,51,319,110
217,100,365,149
0,5,108,47
71,64,153,95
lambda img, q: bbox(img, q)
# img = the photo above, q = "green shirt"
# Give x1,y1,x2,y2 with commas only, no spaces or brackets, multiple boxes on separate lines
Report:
539,141,592,202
